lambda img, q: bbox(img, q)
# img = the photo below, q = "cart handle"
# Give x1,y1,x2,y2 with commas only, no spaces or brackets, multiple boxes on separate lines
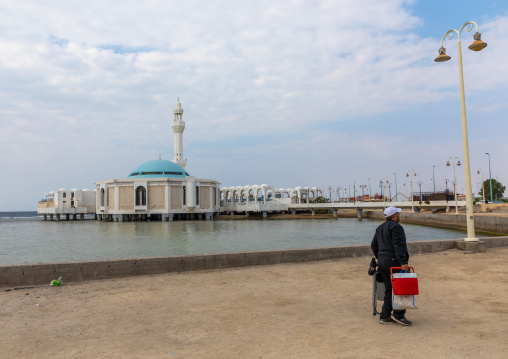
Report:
390,266,415,276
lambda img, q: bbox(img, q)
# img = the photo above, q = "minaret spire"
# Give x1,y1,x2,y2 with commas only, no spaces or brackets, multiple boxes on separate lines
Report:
172,98,187,168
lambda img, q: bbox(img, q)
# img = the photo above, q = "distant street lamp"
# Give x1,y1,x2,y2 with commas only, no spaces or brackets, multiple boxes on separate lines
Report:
417,181,423,204
432,165,436,193
477,169,486,204
444,178,449,194
406,170,417,212
485,153,493,202
360,184,367,201
368,178,372,202
435,21,486,241
380,178,389,209
393,172,398,201
353,182,356,204
328,186,332,203
446,157,461,214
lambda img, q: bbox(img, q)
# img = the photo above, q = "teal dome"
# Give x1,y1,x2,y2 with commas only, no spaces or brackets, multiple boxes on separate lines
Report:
128,160,190,178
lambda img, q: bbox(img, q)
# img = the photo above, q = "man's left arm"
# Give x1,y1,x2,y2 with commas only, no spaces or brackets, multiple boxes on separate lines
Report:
392,224,409,269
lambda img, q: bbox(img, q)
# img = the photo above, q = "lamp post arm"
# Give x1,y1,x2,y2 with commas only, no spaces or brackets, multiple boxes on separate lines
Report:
440,22,477,46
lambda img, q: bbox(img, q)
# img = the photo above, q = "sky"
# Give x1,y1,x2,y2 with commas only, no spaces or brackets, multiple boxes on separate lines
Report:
1,0,507,211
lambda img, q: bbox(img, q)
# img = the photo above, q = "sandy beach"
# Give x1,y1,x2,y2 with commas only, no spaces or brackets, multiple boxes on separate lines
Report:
1,245,507,358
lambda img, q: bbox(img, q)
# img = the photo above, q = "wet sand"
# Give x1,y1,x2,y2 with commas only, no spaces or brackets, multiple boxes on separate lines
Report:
1,246,507,358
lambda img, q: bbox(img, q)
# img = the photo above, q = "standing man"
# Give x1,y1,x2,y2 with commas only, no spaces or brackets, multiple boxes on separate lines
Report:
371,206,412,326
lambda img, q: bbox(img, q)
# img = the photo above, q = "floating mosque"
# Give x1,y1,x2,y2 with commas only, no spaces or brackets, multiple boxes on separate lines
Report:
38,100,325,221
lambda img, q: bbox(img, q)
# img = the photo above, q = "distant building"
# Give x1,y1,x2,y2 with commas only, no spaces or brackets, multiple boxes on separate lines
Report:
38,188,96,220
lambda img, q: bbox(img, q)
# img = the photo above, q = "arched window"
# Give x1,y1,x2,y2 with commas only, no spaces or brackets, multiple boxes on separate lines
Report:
100,189,105,207
136,186,146,206
63,192,67,198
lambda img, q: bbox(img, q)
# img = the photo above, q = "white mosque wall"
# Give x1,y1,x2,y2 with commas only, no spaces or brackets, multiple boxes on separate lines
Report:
95,177,221,217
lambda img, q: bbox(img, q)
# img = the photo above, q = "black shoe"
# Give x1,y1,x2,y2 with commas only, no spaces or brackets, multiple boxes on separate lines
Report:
379,317,395,324
391,316,412,326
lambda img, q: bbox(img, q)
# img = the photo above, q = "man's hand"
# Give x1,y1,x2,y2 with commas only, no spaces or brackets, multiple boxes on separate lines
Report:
401,264,409,271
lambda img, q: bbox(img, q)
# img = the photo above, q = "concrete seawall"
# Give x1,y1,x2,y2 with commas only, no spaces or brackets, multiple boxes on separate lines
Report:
2,236,508,287
363,211,508,234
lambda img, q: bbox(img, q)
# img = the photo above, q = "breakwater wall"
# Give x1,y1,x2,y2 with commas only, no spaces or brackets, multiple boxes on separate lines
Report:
2,236,508,287
363,211,508,235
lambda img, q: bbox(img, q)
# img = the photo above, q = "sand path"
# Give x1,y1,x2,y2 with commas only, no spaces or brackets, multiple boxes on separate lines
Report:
1,246,508,358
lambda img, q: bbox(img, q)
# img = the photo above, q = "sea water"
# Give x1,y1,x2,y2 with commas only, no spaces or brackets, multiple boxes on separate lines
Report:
0,211,473,265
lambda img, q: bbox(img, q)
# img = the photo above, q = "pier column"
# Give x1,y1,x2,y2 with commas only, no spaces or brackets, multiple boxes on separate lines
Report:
311,208,316,216
245,211,250,218
73,213,77,220
332,209,338,218
43,214,47,221
356,208,363,220
162,214,174,221
80,214,84,220
56,214,61,221
262,211,268,218
292,210,297,215
50,214,54,221
206,212,214,221
65,214,70,220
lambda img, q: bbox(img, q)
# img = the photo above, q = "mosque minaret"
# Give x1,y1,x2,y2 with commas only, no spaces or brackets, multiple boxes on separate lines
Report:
172,99,187,169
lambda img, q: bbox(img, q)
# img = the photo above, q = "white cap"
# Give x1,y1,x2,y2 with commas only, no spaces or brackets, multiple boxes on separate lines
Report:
384,206,402,218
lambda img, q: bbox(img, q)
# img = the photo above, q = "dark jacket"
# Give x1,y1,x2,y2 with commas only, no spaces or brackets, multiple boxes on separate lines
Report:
371,219,409,265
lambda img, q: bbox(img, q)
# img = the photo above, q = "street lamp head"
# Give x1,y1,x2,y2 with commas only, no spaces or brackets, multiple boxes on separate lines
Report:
477,170,480,174
468,32,487,51
446,161,451,166
434,46,451,62
457,161,462,166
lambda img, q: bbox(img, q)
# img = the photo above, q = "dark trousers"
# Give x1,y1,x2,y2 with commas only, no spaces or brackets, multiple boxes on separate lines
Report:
378,256,406,320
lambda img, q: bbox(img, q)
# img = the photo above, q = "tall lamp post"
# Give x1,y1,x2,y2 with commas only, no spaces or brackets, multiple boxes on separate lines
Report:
435,21,486,241
432,165,436,193
446,157,461,214
406,170,417,212
393,172,398,202
485,152,493,202
328,186,333,203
